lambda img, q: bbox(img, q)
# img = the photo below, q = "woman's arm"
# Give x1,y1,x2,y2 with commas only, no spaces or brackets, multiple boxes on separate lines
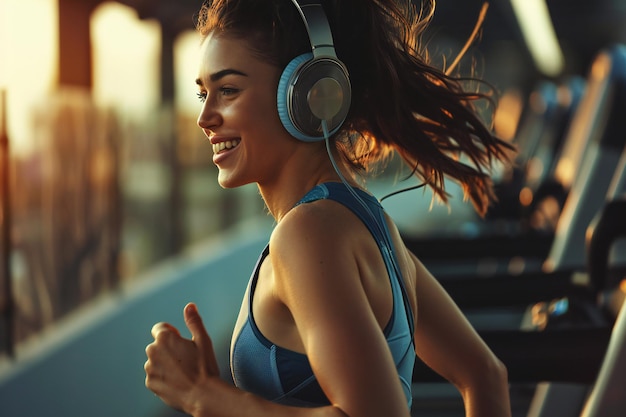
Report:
408,250,512,417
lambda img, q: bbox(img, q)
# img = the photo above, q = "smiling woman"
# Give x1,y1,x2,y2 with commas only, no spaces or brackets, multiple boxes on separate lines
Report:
143,1,514,417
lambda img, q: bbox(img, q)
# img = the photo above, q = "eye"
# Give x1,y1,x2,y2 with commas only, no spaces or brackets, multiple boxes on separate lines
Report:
220,87,239,96
196,91,207,103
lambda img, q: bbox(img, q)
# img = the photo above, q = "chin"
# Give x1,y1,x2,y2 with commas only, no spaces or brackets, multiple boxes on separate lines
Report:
217,172,250,189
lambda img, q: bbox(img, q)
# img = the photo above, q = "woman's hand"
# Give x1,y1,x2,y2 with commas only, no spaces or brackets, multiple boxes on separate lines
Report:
144,303,220,414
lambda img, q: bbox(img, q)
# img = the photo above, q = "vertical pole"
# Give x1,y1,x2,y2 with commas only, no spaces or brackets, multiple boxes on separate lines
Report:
161,25,183,255
0,89,14,357
57,0,97,88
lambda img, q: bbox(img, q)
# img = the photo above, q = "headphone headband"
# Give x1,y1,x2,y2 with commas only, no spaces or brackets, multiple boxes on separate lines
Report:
290,0,337,58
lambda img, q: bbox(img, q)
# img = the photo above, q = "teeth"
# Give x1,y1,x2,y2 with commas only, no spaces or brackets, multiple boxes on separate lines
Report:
212,139,241,154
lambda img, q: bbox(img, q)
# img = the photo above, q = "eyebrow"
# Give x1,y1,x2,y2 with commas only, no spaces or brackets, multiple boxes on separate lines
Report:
196,69,249,86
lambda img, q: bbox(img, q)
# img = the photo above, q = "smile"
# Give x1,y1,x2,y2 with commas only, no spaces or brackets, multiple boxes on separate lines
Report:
212,139,241,154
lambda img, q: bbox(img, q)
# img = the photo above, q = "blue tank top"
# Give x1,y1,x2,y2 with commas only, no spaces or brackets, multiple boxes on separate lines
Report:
230,182,415,407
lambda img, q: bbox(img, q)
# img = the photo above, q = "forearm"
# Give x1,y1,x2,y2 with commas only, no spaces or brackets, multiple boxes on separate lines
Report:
189,378,348,417
409,252,512,416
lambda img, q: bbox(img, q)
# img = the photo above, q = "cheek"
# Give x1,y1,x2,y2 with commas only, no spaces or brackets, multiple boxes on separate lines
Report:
243,96,285,134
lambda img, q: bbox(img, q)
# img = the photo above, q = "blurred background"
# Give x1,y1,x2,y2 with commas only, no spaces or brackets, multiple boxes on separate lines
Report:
0,0,268,348
1,0,626,416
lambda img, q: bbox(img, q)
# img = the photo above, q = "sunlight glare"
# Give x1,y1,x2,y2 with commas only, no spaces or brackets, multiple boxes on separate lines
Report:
91,2,160,117
0,0,57,156
175,30,204,117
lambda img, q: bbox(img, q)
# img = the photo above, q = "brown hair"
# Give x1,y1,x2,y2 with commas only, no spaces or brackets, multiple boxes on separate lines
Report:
196,0,514,215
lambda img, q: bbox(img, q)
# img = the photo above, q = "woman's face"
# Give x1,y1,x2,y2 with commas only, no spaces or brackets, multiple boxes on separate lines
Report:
196,34,296,188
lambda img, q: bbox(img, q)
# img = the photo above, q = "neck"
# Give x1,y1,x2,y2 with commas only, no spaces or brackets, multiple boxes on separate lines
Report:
257,144,357,222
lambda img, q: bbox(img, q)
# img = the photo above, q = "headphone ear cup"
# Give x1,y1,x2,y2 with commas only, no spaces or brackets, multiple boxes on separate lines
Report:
278,53,351,142
277,53,312,141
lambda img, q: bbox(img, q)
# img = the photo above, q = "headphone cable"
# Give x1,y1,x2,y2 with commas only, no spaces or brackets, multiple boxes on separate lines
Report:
379,183,427,202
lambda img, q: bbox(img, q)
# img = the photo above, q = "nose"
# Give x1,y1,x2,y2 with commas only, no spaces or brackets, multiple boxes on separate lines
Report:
197,97,222,133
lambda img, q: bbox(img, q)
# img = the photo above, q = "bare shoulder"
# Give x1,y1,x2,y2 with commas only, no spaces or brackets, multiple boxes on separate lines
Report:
270,198,360,259
267,198,372,304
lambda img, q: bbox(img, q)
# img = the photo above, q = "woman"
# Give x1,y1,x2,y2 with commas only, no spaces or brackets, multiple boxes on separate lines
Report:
144,1,514,416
